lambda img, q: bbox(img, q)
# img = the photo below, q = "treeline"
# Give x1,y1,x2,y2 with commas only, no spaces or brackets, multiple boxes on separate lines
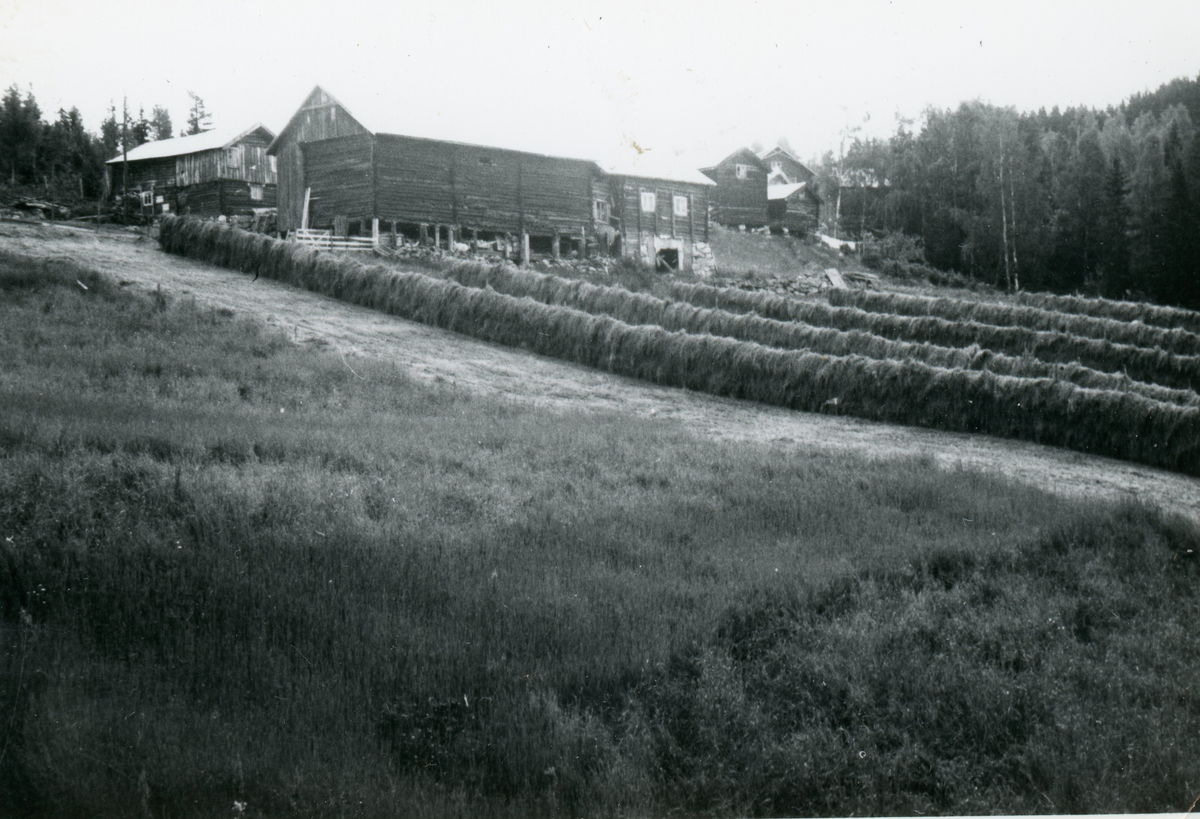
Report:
0,85,209,204
819,73,1200,309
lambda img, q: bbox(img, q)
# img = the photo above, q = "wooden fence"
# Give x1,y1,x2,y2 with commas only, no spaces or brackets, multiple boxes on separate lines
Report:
289,228,376,251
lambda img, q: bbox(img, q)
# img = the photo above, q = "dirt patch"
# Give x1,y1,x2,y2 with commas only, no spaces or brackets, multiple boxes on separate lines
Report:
5,220,1199,521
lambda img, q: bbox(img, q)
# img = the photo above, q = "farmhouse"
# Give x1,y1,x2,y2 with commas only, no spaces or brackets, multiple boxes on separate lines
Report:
106,125,278,218
768,181,822,235
267,86,713,272
759,146,815,187
699,147,770,228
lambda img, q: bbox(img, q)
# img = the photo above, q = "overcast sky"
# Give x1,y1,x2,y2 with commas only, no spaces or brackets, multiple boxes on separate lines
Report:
2,0,1198,165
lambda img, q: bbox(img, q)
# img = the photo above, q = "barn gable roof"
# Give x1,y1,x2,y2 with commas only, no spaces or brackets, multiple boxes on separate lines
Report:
107,124,274,165
269,84,712,187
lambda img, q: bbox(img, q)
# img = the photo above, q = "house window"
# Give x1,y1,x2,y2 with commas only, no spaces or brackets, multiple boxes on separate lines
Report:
673,195,689,217
735,164,752,180
226,147,241,169
161,203,170,212
640,191,656,212
593,198,610,222
250,184,264,201
140,190,153,207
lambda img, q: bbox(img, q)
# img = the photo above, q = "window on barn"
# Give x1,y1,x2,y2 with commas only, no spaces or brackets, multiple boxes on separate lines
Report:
250,184,264,201
226,147,241,169
735,164,752,180
593,199,611,222
673,195,689,217
268,156,277,174
640,191,656,212
771,160,782,173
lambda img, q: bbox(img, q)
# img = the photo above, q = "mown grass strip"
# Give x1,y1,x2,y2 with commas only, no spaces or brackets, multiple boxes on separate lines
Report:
829,287,1200,357
438,261,1200,408
1018,289,1200,334
157,217,1200,475
670,280,1200,391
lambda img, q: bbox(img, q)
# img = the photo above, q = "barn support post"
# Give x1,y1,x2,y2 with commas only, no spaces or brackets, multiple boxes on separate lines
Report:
390,221,397,247
447,225,455,252
471,228,479,252
520,232,530,266
552,231,560,260
434,224,442,250
502,235,510,261
371,218,379,246
419,224,429,246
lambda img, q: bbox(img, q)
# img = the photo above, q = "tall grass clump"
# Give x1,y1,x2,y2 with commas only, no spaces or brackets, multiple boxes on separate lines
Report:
1018,289,1200,334
830,287,1200,356
4,253,1200,816
155,217,1200,474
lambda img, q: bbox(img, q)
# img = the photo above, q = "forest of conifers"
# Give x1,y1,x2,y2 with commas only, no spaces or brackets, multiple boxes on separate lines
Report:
3,74,1200,308
823,74,1200,308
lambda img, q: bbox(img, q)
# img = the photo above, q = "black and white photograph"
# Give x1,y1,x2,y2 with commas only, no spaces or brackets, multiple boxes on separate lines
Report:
2,1,1200,816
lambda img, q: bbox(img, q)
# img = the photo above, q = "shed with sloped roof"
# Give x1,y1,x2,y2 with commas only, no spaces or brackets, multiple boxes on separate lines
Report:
106,124,277,218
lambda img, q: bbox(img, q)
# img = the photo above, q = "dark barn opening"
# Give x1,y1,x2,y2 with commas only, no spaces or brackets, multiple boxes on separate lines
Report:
529,235,555,255
656,248,680,271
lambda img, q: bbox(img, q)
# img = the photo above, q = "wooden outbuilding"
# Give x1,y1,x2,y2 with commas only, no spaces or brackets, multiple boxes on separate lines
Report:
106,125,277,218
767,182,822,236
267,86,713,272
759,146,815,187
698,147,770,228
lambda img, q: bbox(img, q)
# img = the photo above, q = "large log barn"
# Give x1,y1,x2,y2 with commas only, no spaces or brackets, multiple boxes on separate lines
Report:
267,86,713,272
106,125,278,219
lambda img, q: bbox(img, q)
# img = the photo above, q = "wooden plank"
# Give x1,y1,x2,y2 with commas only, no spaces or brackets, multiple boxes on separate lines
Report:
825,268,848,289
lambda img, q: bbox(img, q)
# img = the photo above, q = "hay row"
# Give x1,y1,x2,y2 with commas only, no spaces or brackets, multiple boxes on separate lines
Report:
1017,290,1200,335
438,262,1200,408
670,281,1200,391
828,288,1200,357
156,216,1200,475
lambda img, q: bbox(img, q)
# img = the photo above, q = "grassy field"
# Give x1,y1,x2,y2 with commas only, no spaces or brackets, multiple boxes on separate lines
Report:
3,249,1200,817
157,218,1200,476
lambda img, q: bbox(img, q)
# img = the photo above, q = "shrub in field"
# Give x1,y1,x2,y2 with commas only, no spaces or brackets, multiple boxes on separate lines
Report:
156,217,1200,474
1018,290,1200,335
829,288,1200,357
671,280,1200,391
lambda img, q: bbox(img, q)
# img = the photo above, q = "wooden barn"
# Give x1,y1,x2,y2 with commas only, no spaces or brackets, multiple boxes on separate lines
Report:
699,147,770,228
767,182,822,235
106,125,277,218
267,86,713,271
759,146,815,187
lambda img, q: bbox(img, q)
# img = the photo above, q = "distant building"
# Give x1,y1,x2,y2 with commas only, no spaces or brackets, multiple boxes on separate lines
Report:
266,86,714,272
767,182,822,235
699,148,770,228
759,146,815,187
106,125,277,218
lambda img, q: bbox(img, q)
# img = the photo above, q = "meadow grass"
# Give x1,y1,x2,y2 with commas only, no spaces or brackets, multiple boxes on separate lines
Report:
2,252,1199,817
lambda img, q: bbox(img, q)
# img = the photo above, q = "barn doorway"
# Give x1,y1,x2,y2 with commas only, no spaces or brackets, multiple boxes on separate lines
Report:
655,247,680,271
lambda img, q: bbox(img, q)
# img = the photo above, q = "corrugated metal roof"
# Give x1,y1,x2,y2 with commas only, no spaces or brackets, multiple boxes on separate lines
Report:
106,124,274,164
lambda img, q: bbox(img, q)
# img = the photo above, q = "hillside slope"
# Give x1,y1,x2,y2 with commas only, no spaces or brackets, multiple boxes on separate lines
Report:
2,219,1198,518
